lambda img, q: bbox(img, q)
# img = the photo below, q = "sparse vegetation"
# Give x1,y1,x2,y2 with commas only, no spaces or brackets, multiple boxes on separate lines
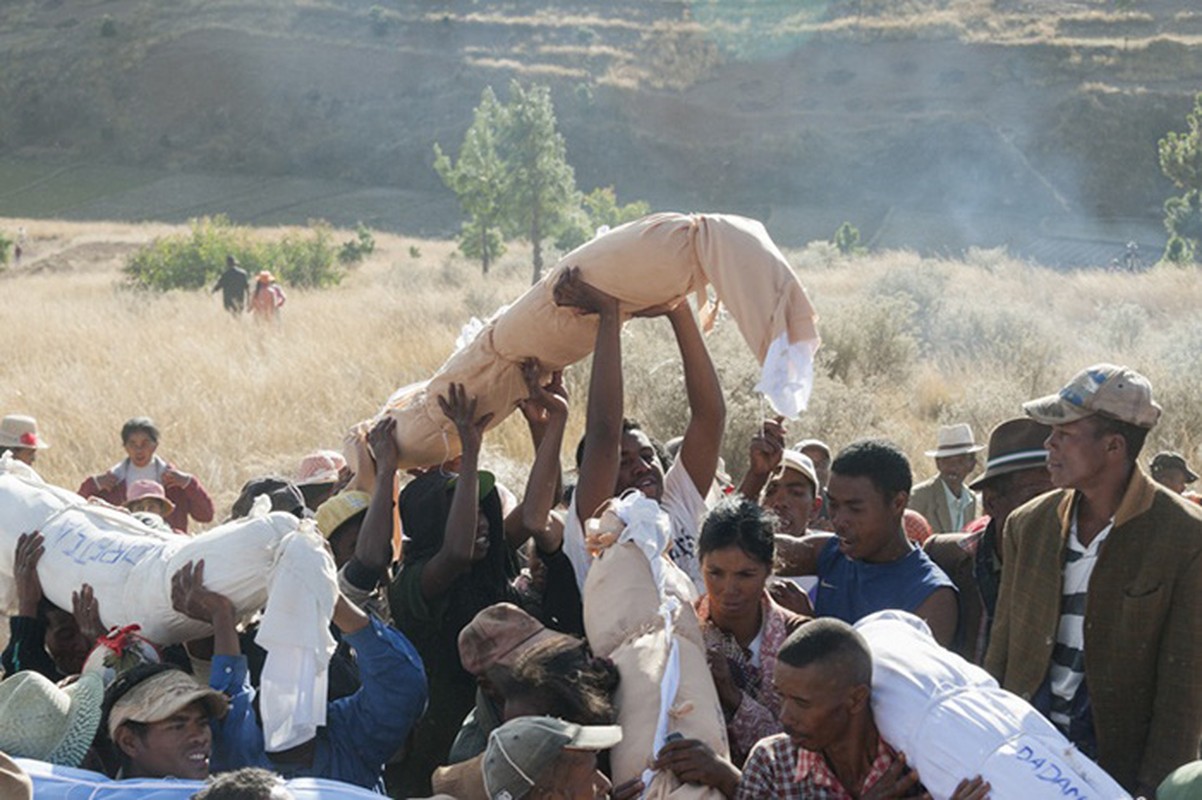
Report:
99,14,116,37
10,218,1200,526
338,223,376,265
123,215,348,291
1158,92,1202,263
0,230,11,265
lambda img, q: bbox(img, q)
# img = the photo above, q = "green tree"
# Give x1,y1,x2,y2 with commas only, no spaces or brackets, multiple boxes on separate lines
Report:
555,186,650,251
499,81,579,284
1158,93,1202,263
833,221,865,256
433,87,509,274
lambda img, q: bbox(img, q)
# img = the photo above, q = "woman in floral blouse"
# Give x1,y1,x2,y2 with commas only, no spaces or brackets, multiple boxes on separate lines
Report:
695,497,810,766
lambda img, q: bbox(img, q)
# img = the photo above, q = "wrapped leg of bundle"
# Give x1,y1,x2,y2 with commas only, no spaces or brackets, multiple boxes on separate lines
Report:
0,461,338,752
855,611,1130,800
16,759,389,799
582,493,728,798
375,212,819,469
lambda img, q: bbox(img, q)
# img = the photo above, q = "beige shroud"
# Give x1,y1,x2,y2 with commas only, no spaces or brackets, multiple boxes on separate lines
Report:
583,497,730,799
375,212,819,469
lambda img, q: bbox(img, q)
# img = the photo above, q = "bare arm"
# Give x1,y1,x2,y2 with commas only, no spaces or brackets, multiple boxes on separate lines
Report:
914,587,959,648
555,267,624,525
665,302,726,498
515,362,570,553
351,416,400,578
774,533,833,576
419,383,494,600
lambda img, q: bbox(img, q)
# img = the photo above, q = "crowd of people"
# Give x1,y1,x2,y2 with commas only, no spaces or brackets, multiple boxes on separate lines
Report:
2,266,1202,800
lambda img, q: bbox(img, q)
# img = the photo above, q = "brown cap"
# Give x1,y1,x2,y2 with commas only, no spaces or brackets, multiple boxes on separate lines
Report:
458,603,577,677
1151,452,1198,483
969,418,1052,490
1023,364,1161,429
107,669,229,739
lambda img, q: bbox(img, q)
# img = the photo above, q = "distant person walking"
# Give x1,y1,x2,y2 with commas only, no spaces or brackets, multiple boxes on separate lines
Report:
212,255,249,314
249,270,286,322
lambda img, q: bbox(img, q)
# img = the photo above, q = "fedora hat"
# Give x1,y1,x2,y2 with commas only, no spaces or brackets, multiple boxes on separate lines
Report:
969,418,1052,490
924,423,985,458
0,670,105,768
0,415,49,450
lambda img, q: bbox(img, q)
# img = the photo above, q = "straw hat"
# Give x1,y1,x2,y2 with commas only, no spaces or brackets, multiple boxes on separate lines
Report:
0,415,49,450
0,671,105,767
924,424,985,458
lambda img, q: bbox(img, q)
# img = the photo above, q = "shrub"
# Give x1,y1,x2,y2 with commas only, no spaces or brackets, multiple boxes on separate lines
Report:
124,216,346,291
409,245,422,259
100,15,116,37
0,230,11,266
338,223,376,264
833,221,865,256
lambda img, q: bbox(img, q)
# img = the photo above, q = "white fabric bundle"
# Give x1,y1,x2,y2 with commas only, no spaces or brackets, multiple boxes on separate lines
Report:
0,461,338,751
18,758,386,799
855,611,1130,800
582,493,728,799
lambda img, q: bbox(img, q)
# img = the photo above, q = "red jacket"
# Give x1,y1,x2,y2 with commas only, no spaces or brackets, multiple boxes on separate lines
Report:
78,461,214,533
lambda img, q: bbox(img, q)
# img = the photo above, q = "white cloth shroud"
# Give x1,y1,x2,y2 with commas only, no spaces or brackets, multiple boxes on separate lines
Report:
855,610,1130,800
0,461,339,754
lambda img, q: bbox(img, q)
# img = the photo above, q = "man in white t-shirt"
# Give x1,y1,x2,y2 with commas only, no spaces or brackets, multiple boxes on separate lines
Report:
552,267,725,595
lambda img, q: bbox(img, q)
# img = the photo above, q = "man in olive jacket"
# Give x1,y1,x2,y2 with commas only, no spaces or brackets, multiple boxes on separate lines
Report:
985,364,1202,796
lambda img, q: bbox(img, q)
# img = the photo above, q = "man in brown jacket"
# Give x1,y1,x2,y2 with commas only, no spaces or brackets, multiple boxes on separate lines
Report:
985,364,1202,796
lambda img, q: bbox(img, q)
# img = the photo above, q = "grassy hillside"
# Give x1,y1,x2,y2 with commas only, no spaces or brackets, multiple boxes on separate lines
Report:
3,1,1202,254
3,216,1199,525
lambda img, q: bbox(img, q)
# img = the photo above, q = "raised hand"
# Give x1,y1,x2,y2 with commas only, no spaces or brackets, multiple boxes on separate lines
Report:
861,753,925,799
72,583,107,643
518,360,569,431
748,417,787,477
14,531,45,617
161,468,192,490
437,382,494,455
170,560,234,624
552,266,619,316
367,416,401,474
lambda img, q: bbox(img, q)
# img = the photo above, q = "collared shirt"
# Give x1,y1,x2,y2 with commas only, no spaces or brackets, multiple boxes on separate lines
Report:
735,732,912,800
941,479,976,532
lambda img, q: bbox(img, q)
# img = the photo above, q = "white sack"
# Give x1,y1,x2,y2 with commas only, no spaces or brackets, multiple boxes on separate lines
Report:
855,610,1130,800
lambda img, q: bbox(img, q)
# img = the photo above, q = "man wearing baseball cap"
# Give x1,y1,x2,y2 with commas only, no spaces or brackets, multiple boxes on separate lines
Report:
482,716,621,800
924,418,1052,664
985,364,1202,795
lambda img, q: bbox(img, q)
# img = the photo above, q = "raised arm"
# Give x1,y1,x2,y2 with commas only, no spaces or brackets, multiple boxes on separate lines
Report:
418,382,494,600
514,361,570,553
662,302,726,497
737,417,786,501
554,267,624,525
347,416,401,581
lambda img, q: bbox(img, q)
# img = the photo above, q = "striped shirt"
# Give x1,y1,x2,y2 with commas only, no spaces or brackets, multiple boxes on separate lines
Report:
1047,507,1113,732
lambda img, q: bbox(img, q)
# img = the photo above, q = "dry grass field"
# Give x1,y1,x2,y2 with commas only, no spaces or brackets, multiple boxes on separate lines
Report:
3,216,1201,529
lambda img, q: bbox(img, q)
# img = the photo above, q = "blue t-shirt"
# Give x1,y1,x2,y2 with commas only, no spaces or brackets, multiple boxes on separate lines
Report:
814,536,955,624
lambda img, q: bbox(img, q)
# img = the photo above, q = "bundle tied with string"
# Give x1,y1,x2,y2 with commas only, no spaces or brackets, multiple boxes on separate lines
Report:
354,212,820,470
0,460,338,754
582,492,729,798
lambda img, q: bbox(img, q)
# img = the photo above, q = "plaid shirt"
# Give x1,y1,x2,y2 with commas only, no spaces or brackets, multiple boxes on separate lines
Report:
735,733,904,799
